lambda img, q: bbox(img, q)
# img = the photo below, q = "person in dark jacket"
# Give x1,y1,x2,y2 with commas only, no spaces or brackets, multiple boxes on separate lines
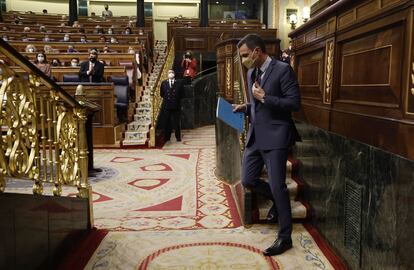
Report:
79,49,104,82
233,34,301,256
160,69,185,141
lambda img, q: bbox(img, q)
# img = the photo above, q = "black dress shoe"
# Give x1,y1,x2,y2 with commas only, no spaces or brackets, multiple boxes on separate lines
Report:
266,204,278,223
176,138,182,142
90,167,103,173
88,171,97,177
263,238,292,256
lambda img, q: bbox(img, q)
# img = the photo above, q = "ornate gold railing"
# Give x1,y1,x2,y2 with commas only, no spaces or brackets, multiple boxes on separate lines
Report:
149,39,175,147
0,39,90,200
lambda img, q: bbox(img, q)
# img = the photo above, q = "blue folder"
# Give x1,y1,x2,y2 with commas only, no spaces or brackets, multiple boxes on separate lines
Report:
216,97,244,133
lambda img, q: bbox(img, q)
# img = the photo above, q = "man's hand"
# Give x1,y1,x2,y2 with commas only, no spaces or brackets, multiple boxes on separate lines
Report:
87,64,94,75
232,103,247,113
252,82,265,103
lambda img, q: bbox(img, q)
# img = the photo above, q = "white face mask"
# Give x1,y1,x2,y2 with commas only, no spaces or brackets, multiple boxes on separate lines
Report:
64,37,69,41
28,48,34,53
108,30,113,34
44,38,50,42
81,38,86,42
168,73,175,79
37,56,44,62
71,62,78,67
111,39,116,43
3,37,8,41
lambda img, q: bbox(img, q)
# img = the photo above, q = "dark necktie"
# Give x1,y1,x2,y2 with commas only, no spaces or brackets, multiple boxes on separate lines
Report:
256,68,263,85
253,68,263,107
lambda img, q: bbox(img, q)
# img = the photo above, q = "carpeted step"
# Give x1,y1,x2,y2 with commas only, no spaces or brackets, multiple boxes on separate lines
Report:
251,159,310,223
257,198,309,221
121,40,166,147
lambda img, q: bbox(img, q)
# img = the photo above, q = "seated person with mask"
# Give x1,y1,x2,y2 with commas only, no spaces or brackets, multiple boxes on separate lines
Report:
34,52,51,77
70,57,80,67
79,49,104,82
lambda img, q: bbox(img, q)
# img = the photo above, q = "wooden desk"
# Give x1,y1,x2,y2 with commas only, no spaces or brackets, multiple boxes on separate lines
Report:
38,83,124,145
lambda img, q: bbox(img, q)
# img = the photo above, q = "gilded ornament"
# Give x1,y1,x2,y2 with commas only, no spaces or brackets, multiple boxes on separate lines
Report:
411,62,414,96
324,41,334,103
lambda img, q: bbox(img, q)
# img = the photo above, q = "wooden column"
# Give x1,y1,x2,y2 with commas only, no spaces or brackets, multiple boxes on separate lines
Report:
199,0,208,27
69,0,78,26
136,0,145,27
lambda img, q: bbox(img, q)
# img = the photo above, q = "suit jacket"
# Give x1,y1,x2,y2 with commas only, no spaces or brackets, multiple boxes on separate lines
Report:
245,58,301,150
79,60,104,83
160,79,184,110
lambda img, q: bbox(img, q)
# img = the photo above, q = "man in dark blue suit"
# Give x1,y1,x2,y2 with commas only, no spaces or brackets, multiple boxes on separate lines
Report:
160,70,184,141
233,34,301,256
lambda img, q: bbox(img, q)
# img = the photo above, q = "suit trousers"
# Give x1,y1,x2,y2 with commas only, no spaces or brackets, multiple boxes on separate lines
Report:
164,109,181,140
242,137,292,240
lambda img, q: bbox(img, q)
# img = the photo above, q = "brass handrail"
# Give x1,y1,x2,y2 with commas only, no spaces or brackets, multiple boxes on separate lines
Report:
0,38,90,201
149,39,175,147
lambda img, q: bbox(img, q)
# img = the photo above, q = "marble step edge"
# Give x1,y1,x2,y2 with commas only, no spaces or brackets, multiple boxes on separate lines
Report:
122,139,147,146
127,122,150,130
133,116,151,122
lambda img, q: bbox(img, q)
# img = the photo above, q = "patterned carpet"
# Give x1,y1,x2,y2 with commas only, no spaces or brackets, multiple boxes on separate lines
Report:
81,147,241,231
5,125,344,269
85,224,336,270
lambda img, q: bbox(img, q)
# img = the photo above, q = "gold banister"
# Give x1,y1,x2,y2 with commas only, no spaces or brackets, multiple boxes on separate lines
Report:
0,38,90,204
149,39,175,147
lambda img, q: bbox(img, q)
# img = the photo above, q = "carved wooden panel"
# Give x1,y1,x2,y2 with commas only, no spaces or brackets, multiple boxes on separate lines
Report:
184,38,208,51
338,9,356,29
337,25,403,106
356,0,380,19
381,0,400,8
297,50,324,101
306,30,317,43
316,24,328,38
328,18,337,33
341,46,391,85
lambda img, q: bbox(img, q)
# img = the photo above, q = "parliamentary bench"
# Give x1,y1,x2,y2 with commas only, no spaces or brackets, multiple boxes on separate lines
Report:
37,82,125,145
0,23,153,33
0,24,153,41
3,52,138,95
2,15,153,28
6,40,144,52
1,31,150,50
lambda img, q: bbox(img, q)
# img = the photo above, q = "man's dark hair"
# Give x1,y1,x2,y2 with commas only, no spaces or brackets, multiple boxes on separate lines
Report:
237,34,266,53
42,9,47,14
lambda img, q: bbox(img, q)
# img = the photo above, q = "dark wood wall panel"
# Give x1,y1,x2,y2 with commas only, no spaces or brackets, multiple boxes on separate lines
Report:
183,38,208,51
295,103,331,129
289,0,414,160
297,50,324,101
337,23,403,106
341,46,391,85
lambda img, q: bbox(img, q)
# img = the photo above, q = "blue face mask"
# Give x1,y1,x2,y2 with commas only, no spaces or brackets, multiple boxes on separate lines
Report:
68,48,74,52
